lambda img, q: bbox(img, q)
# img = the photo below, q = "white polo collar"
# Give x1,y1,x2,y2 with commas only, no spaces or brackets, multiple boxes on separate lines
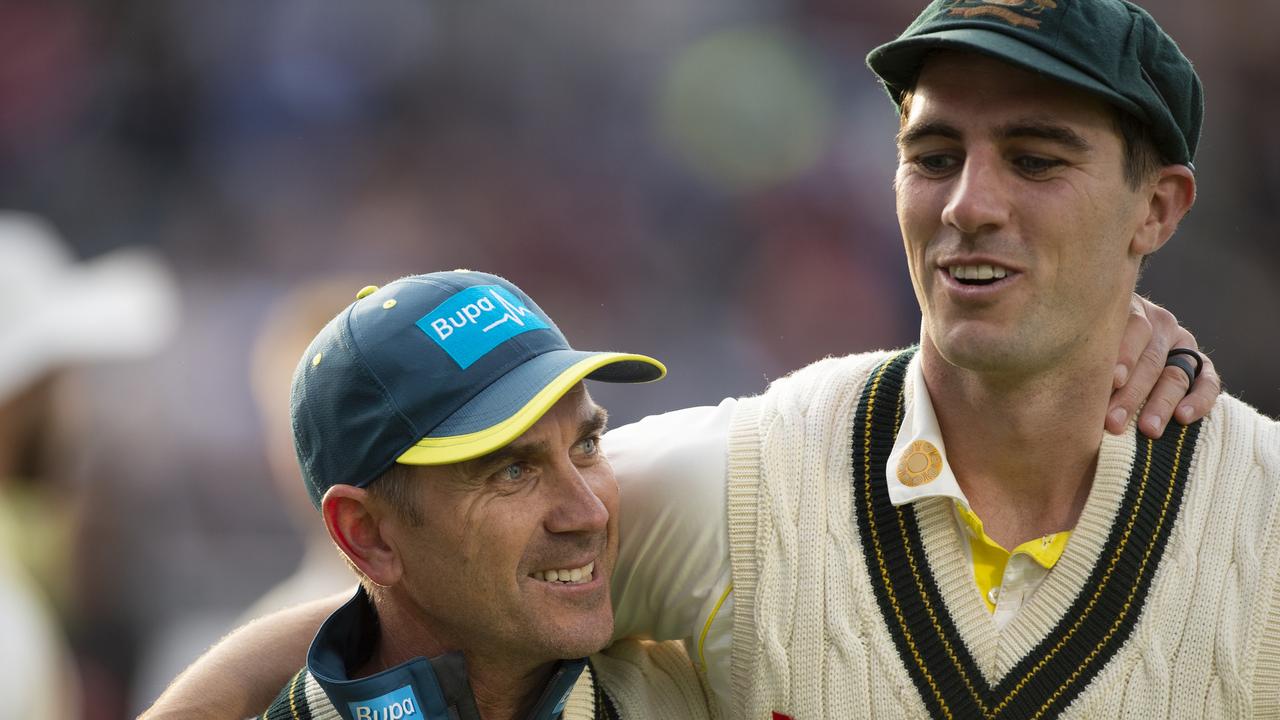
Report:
884,353,972,509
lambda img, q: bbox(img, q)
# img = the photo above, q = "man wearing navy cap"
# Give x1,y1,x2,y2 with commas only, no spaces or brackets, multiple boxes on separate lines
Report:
233,271,708,720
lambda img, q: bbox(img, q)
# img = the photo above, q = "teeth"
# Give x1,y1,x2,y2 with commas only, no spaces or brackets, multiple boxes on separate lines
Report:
949,264,1010,281
532,561,594,585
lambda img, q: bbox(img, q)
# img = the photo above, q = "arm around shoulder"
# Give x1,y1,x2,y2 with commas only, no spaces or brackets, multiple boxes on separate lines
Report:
139,589,350,720
607,399,736,643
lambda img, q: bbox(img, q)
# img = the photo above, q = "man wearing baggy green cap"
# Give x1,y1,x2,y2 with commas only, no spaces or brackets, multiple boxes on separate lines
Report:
610,2,1272,717
614,3,1266,715
699,1,1276,717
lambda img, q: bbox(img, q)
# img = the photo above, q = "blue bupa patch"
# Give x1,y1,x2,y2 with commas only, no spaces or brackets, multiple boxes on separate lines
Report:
348,684,420,720
416,285,549,369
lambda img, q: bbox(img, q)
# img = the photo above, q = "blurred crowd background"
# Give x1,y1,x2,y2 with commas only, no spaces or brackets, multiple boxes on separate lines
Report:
0,1,1275,717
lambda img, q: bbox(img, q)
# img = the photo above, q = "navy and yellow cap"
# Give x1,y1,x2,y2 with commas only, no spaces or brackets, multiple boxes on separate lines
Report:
866,0,1203,166
290,270,665,508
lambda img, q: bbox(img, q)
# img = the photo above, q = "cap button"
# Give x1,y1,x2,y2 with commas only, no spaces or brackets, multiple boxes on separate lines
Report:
355,285,379,300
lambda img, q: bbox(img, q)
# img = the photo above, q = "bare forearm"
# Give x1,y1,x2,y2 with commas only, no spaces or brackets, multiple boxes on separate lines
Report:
140,590,349,720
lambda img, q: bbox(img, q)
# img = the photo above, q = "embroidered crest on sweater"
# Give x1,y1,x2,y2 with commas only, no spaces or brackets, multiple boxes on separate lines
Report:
897,439,944,487
852,349,1199,720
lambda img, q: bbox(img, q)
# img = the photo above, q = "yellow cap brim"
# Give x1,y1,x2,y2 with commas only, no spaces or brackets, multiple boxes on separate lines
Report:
395,352,665,466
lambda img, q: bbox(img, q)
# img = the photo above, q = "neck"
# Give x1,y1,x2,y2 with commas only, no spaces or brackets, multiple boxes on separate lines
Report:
365,590,555,720
921,335,1116,549
469,664,556,720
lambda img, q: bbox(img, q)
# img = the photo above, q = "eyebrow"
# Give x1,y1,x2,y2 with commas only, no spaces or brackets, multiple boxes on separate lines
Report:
997,121,1092,152
464,405,610,472
896,119,1093,153
897,120,960,148
580,406,609,439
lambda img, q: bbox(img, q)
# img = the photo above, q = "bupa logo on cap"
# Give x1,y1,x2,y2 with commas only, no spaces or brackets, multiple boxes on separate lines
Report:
415,285,550,369
348,684,420,720
942,0,1056,30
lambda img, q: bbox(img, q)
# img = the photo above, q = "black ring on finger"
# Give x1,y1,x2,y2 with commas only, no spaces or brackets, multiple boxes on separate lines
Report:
1165,348,1203,389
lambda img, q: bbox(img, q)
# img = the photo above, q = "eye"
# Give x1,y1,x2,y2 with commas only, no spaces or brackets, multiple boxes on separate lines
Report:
577,436,600,457
497,463,526,482
910,152,961,177
1013,155,1064,177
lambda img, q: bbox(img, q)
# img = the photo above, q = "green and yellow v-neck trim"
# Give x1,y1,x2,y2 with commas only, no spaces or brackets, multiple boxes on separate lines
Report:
852,348,1200,720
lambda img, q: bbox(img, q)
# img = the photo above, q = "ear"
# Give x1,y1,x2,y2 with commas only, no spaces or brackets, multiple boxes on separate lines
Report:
322,484,403,587
1131,164,1196,257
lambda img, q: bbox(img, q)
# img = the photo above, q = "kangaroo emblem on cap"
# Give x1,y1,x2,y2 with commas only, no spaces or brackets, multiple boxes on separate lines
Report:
943,0,1056,29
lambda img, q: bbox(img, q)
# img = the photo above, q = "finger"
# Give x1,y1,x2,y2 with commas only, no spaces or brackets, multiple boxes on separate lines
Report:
1107,329,1173,435
1164,355,1196,387
1135,327,1198,438
1112,296,1153,390
1174,352,1221,424
1136,362,1193,439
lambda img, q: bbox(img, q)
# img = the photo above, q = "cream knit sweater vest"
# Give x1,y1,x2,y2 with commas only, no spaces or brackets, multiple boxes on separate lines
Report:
726,350,1280,719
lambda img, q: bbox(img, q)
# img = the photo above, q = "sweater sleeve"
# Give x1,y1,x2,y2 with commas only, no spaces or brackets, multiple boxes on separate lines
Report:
1251,412,1280,713
607,399,736,645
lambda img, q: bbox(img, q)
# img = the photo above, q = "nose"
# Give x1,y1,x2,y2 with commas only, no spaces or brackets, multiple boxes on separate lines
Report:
940,151,1010,235
544,461,611,536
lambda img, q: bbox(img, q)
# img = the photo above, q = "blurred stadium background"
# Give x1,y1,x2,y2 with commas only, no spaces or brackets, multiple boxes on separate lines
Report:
0,1,1275,717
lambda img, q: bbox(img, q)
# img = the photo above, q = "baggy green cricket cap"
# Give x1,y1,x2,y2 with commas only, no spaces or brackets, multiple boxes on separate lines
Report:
866,0,1203,166
290,270,665,508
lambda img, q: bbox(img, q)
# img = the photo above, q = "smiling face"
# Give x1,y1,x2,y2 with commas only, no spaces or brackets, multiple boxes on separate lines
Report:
894,52,1155,377
380,383,618,664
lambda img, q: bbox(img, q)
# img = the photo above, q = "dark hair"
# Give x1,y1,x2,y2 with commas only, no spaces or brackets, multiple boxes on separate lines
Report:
1109,107,1166,190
